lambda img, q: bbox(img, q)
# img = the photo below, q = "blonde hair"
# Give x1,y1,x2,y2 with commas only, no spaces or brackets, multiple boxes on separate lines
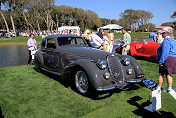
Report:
103,32,108,36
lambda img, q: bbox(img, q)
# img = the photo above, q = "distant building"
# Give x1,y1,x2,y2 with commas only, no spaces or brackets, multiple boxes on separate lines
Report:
153,26,165,32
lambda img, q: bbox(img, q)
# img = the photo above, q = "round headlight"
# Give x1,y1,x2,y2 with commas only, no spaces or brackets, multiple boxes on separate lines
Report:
104,72,110,79
127,68,133,75
122,57,130,66
97,60,107,70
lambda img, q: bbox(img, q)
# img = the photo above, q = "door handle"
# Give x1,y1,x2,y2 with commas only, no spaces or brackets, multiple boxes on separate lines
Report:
41,51,46,54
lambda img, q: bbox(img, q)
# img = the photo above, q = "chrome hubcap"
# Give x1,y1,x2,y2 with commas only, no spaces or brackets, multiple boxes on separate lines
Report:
75,71,88,94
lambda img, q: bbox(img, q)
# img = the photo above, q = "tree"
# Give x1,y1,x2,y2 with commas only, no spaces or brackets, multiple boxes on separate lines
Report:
171,11,176,18
0,1,10,37
111,19,118,24
118,9,153,32
1,0,18,36
100,18,111,26
139,23,155,32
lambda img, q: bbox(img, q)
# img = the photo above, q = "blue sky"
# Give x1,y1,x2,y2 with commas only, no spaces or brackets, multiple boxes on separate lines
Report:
55,0,176,26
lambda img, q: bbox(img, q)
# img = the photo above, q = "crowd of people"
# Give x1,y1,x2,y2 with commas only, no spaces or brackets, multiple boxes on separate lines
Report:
149,29,175,43
83,28,115,53
83,28,131,54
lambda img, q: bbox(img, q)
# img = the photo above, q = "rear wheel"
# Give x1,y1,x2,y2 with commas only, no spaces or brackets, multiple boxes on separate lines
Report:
75,70,89,95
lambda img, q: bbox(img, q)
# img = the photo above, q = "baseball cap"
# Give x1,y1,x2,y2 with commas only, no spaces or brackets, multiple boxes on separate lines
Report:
84,29,91,34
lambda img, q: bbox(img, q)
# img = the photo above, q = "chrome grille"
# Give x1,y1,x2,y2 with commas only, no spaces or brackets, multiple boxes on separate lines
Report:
107,55,124,84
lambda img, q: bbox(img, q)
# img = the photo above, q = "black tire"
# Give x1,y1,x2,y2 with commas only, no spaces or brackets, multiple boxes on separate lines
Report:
74,70,90,95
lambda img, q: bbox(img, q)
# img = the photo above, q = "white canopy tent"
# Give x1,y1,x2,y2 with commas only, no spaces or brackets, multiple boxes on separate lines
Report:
98,24,123,31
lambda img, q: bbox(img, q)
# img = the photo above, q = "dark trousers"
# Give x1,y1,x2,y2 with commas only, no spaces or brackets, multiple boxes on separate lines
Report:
28,50,32,64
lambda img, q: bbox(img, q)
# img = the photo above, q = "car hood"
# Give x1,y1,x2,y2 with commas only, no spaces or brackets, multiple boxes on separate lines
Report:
60,46,110,60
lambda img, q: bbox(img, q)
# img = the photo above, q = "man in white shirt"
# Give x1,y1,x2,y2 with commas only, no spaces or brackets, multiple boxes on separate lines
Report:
83,29,105,50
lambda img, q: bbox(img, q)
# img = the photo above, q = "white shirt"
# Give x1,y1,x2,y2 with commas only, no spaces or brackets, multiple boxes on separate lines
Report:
89,34,104,48
103,36,109,45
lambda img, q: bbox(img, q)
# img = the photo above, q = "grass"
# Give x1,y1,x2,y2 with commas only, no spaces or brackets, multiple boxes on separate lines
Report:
0,32,176,117
0,36,42,45
114,32,151,39
0,59,176,118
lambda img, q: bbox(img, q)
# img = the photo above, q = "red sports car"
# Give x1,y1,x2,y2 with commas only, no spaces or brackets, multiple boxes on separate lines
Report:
114,39,161,58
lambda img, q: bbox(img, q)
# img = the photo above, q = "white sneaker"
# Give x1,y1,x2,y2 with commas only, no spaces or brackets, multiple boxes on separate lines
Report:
163,87,172,92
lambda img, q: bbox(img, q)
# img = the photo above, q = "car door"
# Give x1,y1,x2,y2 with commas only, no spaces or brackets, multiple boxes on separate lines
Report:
141,41,158,57
43,38,58,71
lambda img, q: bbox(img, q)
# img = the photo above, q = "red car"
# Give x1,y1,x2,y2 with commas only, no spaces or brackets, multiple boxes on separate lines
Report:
114,39,161,58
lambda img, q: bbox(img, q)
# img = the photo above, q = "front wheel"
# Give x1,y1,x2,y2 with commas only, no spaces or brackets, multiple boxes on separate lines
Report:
75,70,89,95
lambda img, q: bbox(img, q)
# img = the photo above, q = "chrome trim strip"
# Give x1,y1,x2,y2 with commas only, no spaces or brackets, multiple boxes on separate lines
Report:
41,68,61,76
97,86,116,91
125,79,142,83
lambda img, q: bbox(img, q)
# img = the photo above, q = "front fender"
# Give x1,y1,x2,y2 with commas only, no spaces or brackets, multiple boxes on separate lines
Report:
118,55,144,77
68,59,106,90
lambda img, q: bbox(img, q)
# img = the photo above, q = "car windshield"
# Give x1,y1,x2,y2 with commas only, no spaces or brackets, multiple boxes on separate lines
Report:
57,37,87,46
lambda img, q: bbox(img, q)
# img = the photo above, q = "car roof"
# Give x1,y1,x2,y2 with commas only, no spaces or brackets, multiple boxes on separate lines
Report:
45,34,82,39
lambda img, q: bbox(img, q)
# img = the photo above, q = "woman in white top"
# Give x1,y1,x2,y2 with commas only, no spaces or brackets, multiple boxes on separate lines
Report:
108,30,114,53
157,31,164,43
103,32,109,52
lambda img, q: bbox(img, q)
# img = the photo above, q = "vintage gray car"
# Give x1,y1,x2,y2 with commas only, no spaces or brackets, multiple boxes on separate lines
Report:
34,34,146,95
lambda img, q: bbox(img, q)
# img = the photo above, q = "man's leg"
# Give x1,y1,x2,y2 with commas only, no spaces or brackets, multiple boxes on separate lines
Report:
158,74,164,87
167,75,173,90
156,74,164,90
122,45,130,55
122,47,127,55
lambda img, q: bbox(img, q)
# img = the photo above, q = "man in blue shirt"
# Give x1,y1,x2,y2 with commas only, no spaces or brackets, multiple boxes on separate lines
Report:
149,31,157,42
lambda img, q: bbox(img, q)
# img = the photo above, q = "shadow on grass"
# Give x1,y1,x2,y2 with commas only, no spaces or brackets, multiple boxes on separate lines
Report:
35,67,146,100
35,68,116,100
0,107,4,118
127,96,176,118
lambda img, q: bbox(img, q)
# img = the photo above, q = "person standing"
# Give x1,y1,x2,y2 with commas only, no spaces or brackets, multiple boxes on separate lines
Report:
27,33,37,65
84,29,105,50
97,28,104,39
157,30,164,43
108,29,114,53
119,28,131,55
156,26,176,92
149,31,157,42
103,32,109,52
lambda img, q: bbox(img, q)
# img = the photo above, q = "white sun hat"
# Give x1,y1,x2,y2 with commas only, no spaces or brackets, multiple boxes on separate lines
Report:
163,26,173,34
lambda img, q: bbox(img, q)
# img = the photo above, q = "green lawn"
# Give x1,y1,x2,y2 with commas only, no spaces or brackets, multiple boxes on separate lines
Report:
114,32,151,39
0,36,42,44
0,59,176,118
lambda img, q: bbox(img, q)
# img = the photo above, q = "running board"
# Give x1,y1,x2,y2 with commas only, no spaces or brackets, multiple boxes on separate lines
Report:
125,79,142,83
41,68,61,76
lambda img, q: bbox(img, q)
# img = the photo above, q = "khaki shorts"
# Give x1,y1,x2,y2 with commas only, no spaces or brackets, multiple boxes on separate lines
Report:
122,45,130,55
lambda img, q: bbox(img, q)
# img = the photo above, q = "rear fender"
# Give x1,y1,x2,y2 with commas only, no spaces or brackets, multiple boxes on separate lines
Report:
35,50,44,66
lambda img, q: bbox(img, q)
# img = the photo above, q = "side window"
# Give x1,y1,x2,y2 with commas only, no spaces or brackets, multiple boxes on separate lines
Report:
41,39,46,48
70,37,76,44
57,37,75,46
76,37,86,45
46,39,56,49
